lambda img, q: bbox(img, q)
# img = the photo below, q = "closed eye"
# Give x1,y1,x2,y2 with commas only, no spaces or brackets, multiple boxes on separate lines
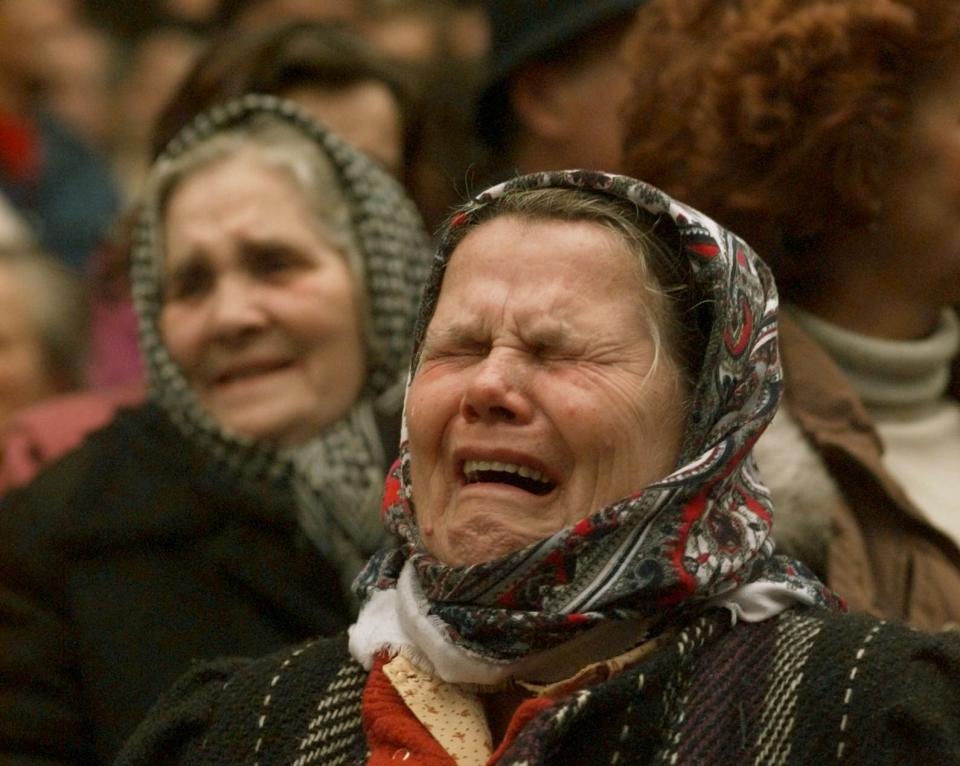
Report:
420,341,489,365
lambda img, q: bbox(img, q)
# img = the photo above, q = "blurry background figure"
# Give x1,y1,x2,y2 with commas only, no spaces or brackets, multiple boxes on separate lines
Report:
0,98,430,764
111,28,205,199
446,0,490,61
357,0,491,229
0,0,119,270
0,246,88,439
40,22,118,152
219,0,359,27
152,21,413,180
83,0,222,42
474,0,642,184
359,0,451,63
0,21,422,491
164,0,222,24
0,194,33,246
624,0,960,630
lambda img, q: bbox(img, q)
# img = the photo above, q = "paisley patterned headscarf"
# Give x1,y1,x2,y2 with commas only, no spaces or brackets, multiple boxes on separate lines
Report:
352,170,838,674
133,94,432,598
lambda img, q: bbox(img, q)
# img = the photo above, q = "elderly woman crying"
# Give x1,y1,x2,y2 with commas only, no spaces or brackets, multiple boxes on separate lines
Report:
120,172,960,766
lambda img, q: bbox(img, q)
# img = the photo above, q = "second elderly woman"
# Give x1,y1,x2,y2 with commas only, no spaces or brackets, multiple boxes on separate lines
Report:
120,171,960,766
0,96,430,764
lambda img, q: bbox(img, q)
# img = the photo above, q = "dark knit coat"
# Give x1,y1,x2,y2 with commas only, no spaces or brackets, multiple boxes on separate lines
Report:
118,606,960,765
0,403,353,765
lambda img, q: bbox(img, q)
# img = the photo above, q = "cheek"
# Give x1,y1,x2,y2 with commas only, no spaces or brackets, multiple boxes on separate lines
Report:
292,271,364,346
159,306,201,371
405,375,456,514
405,379,442,460
0,342,47,391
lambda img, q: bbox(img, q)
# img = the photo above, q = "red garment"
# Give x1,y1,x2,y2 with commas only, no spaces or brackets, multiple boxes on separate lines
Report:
88,297,145,389
0,383,145,495
363,656,455,766
485,697,553,764
0,111,40,184
362,655,555,766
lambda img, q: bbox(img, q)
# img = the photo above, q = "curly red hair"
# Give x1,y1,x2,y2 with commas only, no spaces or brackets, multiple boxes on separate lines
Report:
623,0,960,298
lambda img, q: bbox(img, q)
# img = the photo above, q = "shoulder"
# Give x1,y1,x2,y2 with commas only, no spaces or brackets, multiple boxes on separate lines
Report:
710,609,960,764
0,403,214,557
794,609,960,763
707,606,960,685
571,609,960,765
118,634,366,766
0,384,145,495
754,407,839,575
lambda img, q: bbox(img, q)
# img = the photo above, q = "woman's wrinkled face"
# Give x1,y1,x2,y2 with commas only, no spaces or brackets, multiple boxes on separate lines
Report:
407,216,687,566
159,154,365,446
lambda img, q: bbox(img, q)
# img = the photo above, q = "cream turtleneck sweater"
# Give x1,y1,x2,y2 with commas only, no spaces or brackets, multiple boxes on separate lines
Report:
787,306,960,545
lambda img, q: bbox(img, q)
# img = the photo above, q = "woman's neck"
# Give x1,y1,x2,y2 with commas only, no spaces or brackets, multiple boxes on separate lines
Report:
795,229,949,341
785,304,959,410
797,286,942,341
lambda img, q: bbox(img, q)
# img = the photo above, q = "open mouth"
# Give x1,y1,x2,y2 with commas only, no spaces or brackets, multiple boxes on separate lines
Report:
216,359,292,386
462,459,556,496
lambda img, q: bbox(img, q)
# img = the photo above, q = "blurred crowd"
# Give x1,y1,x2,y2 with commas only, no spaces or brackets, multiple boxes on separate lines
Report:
0,0,493,419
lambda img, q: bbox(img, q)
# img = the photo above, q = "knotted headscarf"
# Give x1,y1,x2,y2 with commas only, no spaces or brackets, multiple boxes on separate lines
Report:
132,94,432,598
351,170,838,678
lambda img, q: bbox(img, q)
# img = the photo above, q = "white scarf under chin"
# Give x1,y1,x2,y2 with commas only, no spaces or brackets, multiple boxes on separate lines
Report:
347,560,807,687
348,561,515,686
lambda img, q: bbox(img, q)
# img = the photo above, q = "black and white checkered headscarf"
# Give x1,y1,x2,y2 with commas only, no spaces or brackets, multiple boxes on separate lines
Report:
132,94,432,598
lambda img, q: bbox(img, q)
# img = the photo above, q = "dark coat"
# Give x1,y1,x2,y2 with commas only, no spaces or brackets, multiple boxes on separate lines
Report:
116,607,960,766
0,403,352,765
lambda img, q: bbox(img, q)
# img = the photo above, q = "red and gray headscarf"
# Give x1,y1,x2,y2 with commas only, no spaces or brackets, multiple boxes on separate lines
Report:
352,170,839,679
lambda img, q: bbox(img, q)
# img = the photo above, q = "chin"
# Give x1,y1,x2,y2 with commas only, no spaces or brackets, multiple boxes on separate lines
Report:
215,410,304,445
434,522,544,567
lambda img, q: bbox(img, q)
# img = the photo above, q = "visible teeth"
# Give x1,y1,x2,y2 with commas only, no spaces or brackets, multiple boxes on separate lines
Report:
463,459,550,484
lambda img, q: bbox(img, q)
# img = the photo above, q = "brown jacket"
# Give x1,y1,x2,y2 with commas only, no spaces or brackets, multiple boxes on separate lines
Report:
772,314,960,631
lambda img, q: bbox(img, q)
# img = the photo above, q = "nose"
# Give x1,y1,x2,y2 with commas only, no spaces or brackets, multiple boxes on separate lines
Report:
460,349,533,424
207,274,268,345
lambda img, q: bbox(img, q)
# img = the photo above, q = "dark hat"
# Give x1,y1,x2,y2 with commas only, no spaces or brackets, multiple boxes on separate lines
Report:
476,0,644,149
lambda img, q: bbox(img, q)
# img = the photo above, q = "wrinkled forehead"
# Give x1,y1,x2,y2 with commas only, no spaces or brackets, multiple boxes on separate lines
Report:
413,198,665,358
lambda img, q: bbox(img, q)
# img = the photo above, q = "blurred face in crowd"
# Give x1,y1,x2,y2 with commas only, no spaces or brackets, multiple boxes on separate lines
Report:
284,80,404,177
0,265,59,430
873,62,960,314
234,0,357,27
361,9,443,64
164,0,220,23
159,152,365,446
512,22,635,174
43,25,115,148
118,31,204,148
549,45,634,172
406,216,686,565
0,0,74,92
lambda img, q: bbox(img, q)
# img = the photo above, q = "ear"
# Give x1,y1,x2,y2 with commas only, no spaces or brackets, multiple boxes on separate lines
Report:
509,63,573,141
830,137,886,223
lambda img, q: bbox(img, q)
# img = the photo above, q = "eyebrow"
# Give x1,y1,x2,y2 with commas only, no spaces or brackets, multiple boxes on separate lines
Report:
422,322,484,348
164,249,208,286
422,317,575,351
518,322,571,349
